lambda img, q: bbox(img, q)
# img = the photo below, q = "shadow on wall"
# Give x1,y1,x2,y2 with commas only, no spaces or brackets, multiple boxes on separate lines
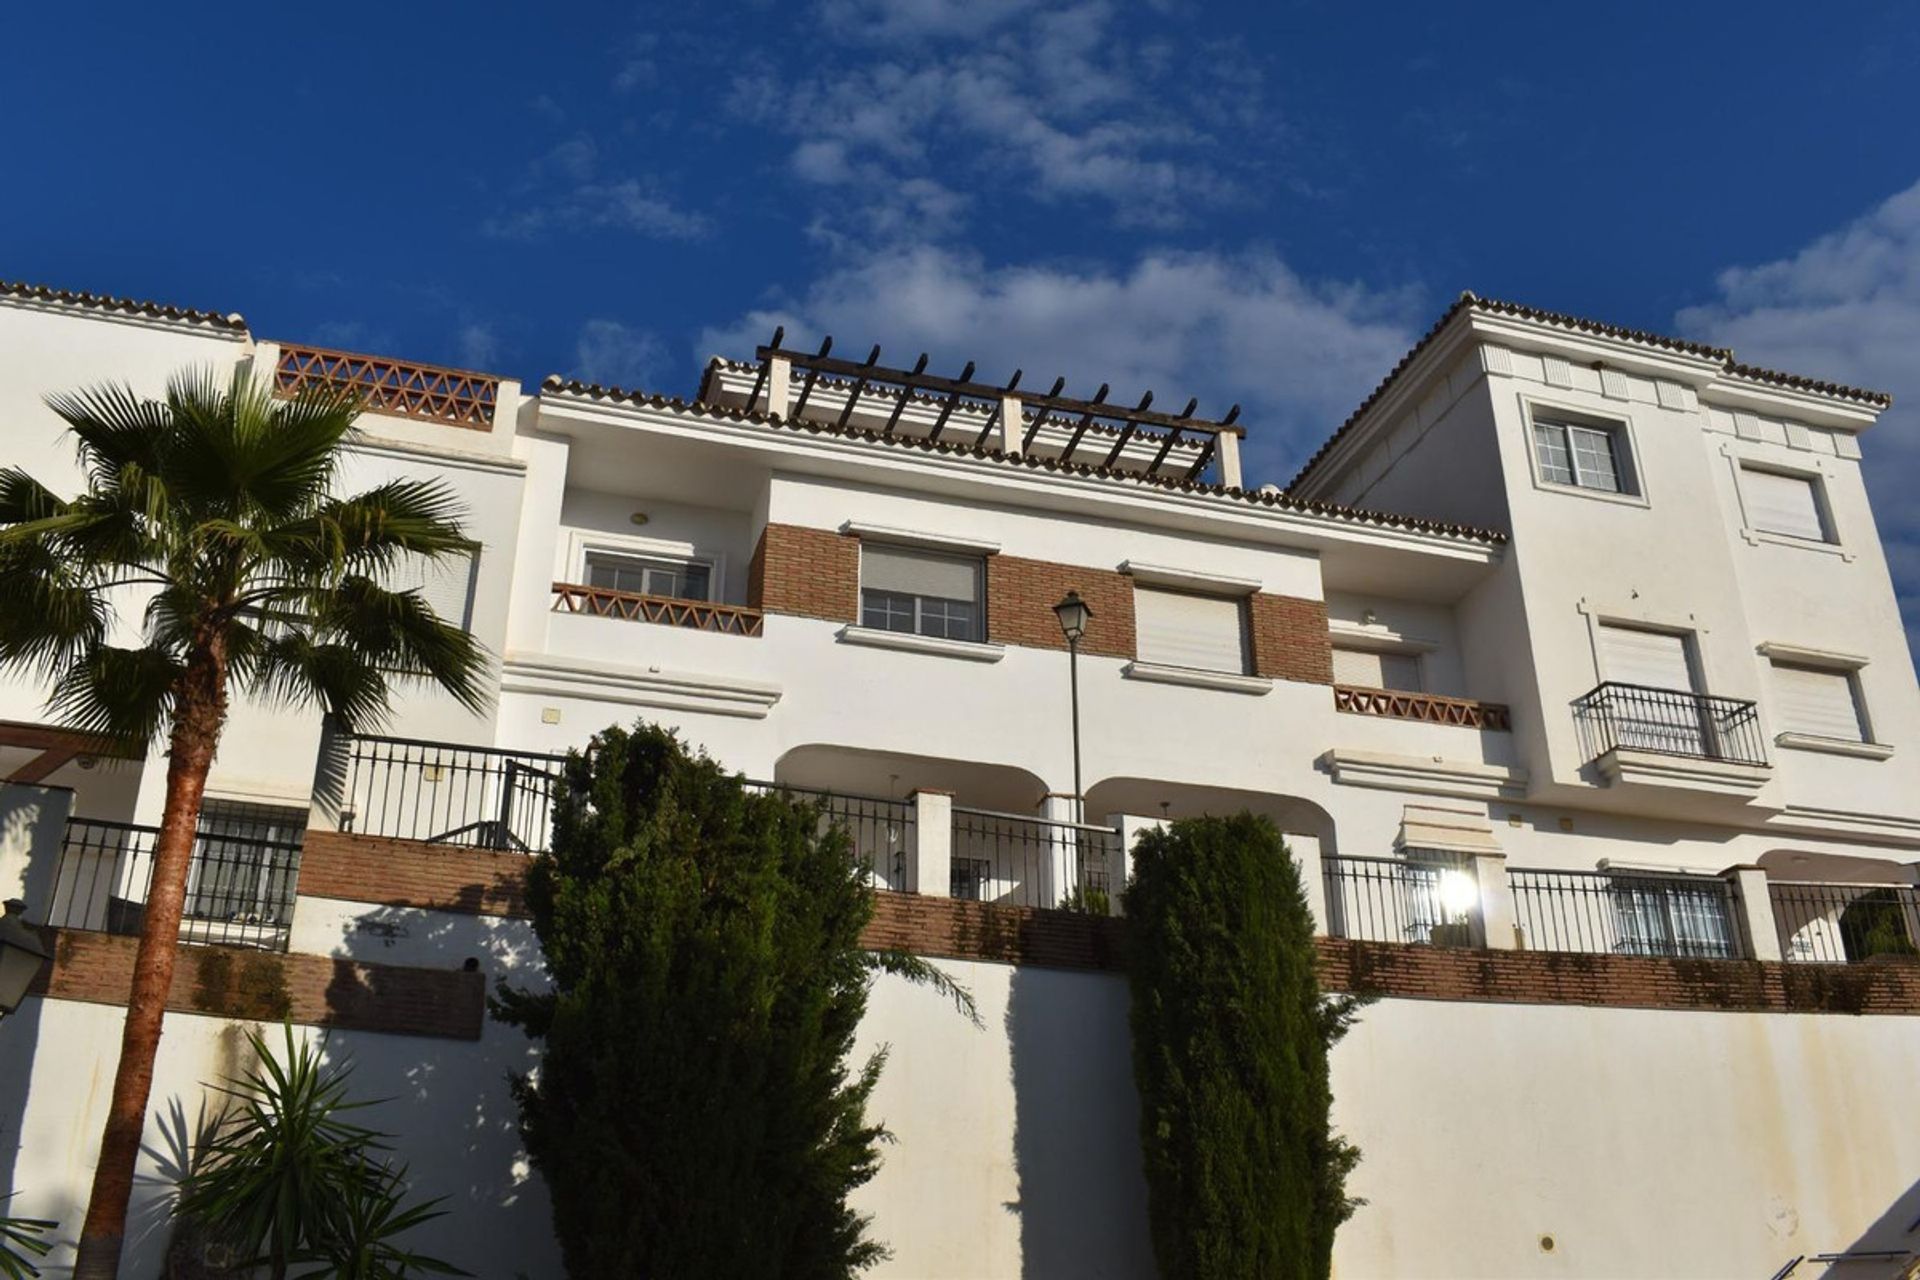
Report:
1811,1177,1920,1277
1004,962,1155,1279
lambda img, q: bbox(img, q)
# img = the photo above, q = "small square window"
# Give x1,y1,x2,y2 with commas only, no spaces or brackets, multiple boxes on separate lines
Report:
1741,466,1833,543
1532,416,1633,495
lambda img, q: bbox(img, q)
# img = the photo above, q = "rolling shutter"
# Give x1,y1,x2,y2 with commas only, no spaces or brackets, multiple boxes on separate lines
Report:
1743,468,1828,541
1598,625,1695,692
860,545,981,603
1771,663,1865,741
1331,647,1423,691
388,547,479,631
1135,587,1248,674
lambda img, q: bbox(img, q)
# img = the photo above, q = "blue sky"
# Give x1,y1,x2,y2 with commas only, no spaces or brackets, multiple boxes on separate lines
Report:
6,1,1920,645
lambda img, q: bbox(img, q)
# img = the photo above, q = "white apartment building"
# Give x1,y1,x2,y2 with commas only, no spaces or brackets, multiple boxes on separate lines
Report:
3,277,1920,1278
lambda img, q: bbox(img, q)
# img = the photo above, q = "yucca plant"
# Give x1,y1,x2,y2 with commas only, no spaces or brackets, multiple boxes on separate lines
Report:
175,1025,465,1280
0,367,488,1278
0,1197,56,1280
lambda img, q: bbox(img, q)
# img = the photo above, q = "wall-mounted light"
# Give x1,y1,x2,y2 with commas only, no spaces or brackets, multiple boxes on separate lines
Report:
1437,869,1479,919
76,755,97,771
1361,608,1378,627
629,512,651,527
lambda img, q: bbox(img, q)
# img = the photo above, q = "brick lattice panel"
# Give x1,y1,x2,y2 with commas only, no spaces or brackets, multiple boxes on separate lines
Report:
301,829,531,918
1333,684,1511,729
275,343,498,429
29,928,484,1040
551,582,765,636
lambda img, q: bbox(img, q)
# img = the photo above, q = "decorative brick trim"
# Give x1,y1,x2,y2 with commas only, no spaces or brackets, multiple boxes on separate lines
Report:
1250,594,1333,684
986,557,1135,658
861,891,1127,971
301,830,530,918
1334,684,1511,729
1316,937,1920,1016
551,582,765,636
275,343,498,428
753,523,859,622
28,928,484,1040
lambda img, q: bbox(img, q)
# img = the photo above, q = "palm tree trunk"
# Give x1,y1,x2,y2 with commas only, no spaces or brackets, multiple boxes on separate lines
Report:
74,645,227,1280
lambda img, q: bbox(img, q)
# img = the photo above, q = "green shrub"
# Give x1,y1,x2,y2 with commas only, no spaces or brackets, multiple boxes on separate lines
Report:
1124,814,1362,1279
494,722,970,1278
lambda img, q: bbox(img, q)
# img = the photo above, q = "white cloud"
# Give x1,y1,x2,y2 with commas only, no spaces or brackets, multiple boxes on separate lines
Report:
1677,177,1920,657
455,323,499,370
699,245,1420,483
573,319,669,390
483,136,710,242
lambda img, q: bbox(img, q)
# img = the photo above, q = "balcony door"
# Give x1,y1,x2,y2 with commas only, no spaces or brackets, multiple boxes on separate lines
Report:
1597,624,1708,757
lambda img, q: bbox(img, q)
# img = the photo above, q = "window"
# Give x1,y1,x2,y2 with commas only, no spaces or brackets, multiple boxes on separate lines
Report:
1331,645,1423,692
1595,624,1708,756
1742,466,1833,543
585,550,711,602
1134,587,1249,674
1610,875,1735,959
186,801,306,925
1770,661,1867,743
386,546,479,630
859,544,984,642
950,857,991,901
1533,417,1631,494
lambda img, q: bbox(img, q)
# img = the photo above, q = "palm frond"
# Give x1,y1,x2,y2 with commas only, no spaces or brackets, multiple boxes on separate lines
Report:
0,469,67,525
267,479,472,580
164,367,354,524
866,949,982,1028
42,380,171,483
302,577,490,716
249,634,394,733
0,538,110,680
45,645,181,750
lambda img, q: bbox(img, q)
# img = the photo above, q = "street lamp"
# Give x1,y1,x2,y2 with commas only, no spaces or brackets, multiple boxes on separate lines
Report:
0,899,50,1023
1052,591,1092,824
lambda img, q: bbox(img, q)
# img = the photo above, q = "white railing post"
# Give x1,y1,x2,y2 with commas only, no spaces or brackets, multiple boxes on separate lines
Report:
0,782,75,918
910,790,952,898
1727,864,1782,961
1472,852,1517,950
1106,815,1166,917
1038,794,1078,909
308,716,352,835
1288,833,1330,935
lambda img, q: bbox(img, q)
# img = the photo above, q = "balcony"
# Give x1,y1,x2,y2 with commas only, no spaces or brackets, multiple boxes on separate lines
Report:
275,343,499,429
1572,682,1770,796
551,582,764,636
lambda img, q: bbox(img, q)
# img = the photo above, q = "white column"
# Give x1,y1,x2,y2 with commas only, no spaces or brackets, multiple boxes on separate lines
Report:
1727,864,1783,961
766,355,792,419
910,789,953,898
1038,793,1078,909
0,783,75,921
1106,814,1167,917
998,395,1024,456
1472,852,1516,950
1215,431,1243,488
1288,833,1330,935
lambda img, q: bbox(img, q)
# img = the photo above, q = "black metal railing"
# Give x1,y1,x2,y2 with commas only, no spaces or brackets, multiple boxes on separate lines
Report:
342,734,567,854
745,782,916,891
1573,682,1767,767
1510,867,1742,959
1770,881,1920,964
46,817,303,952
949,807,1121,913
1322,854,1478,946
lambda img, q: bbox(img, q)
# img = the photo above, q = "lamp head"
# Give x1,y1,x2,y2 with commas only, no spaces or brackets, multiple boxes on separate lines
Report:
1052,590,1092,642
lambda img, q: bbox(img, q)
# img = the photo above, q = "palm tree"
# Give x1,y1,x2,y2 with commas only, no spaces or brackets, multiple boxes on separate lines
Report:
0,367,488,1279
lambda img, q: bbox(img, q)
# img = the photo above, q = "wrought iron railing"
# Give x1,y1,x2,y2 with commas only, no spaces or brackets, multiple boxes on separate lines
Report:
342,734,567,854
948,807,1122,913
1572,682,1767,767
1333,685,1511,731
745,781,915,891
1510,867,1742,959
551,582,765,636
1770,881,1920,964
46,817,302,952
275,343,498,428
1322,853,1478,946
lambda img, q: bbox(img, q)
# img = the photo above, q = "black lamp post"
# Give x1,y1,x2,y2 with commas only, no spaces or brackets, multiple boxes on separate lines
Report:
1052,591,1092,824
0,899,50,1023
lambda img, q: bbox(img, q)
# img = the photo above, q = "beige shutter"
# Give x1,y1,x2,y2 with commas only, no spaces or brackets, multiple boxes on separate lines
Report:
1135,588,1247,673
1332,647,1423,691
1743,468,1827,541
861,545,980,602
1771,663,1865,741
389,548,478,631
1598,625,1695,692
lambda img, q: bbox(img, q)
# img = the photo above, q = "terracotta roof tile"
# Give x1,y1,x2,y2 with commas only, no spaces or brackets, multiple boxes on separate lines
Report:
1288,292,1892,491
0,278,247,332
544,374,1507,547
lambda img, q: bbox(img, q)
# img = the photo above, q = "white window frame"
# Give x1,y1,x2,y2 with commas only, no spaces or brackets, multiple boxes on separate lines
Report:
1520,396,1649,508
1131,584,1252,677
1756,641,1890,759
1725,448,1850,558
856,541,988,645
567,529,724,603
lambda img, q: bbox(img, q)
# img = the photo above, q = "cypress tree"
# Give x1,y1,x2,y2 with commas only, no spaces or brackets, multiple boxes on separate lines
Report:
1124,813,1363,1279
493,722,894,1278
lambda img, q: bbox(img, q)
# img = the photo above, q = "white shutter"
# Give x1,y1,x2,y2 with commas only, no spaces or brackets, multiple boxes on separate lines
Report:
1743,468,1827,541
1598,625,1695,692
1135,588,1247,674
1771,663,1865,741
1332,647,1423,691
861,545,980,602
389,548,478,631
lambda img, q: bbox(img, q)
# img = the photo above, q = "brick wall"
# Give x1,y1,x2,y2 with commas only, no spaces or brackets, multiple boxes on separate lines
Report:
1250,592,1334,684
301,830,530,917
29,928,484,1039
862,890,1128,970
986,556,1135,659
753,523,859,621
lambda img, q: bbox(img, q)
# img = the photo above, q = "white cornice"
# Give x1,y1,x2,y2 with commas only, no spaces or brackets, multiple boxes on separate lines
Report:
1118,560,1261,595
839,520,1002,555
500,651,781,718
1319,747,1528,802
